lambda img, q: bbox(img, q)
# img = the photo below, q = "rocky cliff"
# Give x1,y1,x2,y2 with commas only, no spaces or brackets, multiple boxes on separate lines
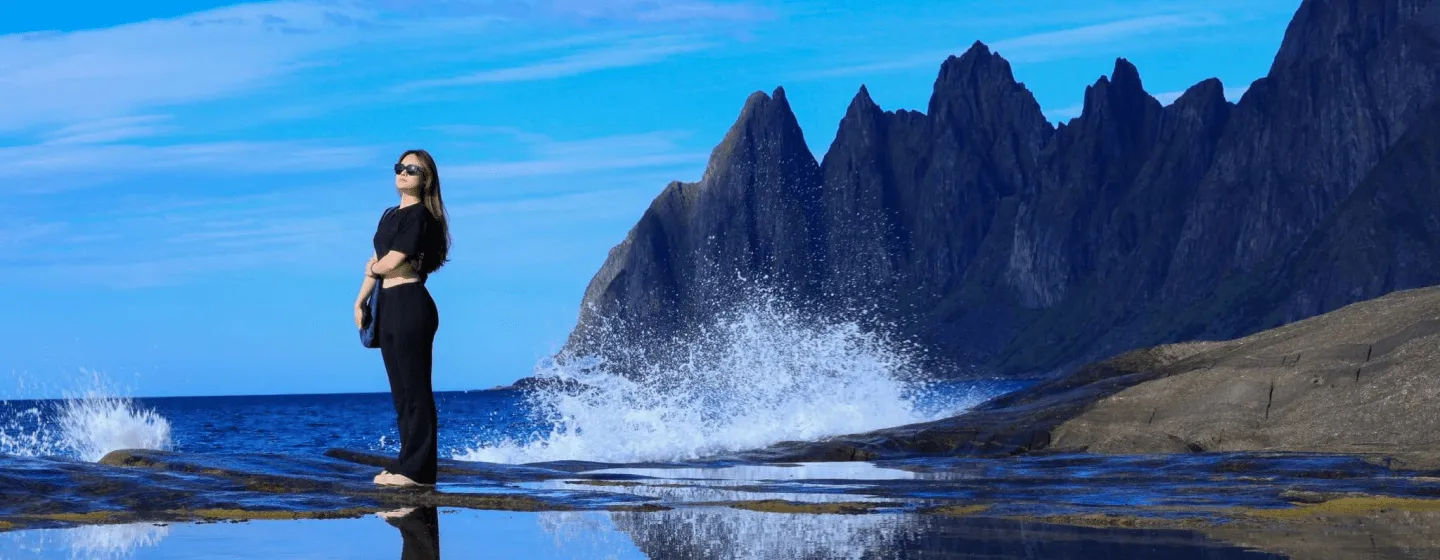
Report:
564,0,1440,379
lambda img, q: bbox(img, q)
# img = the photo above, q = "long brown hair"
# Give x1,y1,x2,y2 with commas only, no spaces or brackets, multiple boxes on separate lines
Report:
400,148,451,274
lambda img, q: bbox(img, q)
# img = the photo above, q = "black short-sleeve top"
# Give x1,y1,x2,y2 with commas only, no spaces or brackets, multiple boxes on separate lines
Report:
373,203,441,281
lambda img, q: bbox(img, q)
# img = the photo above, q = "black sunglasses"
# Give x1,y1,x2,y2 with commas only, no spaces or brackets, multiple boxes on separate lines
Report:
394,163,425,176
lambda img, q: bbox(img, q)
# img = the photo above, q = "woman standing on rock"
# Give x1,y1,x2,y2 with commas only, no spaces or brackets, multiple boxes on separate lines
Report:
355,149,451,487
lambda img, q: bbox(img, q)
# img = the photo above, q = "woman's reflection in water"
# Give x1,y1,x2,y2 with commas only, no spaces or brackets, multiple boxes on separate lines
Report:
378,507,440,560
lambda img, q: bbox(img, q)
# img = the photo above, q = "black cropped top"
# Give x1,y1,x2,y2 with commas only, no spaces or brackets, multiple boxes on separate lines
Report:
372,203,442,281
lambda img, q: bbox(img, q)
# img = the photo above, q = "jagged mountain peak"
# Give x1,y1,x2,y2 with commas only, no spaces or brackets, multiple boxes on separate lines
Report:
702,85,812,183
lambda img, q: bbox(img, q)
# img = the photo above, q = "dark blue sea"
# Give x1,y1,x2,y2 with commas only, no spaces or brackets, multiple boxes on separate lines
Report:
0,380,1022,465
3,303,1024,466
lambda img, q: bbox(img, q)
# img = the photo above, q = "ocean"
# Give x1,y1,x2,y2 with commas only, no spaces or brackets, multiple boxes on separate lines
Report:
3,301,1022,467
0,378,1018,466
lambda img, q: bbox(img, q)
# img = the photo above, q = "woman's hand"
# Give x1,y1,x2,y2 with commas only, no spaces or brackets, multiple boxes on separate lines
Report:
354,303,365,329
366,255,378,277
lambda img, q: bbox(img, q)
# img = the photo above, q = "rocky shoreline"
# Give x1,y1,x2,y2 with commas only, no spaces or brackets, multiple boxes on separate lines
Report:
9,446,1440,558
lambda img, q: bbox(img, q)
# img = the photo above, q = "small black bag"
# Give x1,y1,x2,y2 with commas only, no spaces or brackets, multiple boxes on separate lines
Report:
360,206,397,349
359,278,382,348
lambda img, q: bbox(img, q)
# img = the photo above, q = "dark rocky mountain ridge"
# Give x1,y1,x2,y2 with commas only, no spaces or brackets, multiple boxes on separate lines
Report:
561,0,1440,380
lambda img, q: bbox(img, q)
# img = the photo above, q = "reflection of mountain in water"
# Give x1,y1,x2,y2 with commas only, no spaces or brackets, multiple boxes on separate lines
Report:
598,511,1280,560
606,509,917,560
1,522,170,560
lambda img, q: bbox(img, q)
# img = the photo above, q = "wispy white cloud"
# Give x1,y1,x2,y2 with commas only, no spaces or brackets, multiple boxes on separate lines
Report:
374,0,771,24
0,140,381,192
0,2,389,134
4,175,662,288
795,59,916,81
488,29,649,55
6,127,701,287
422,124,552,142
796,11,1229,80
0,219,69,249
0,0,752,287
448,185,654,219
441,129,707,182
1004,0,1294,29
14,249,311,289
397,36,713,91
0,0,762,135
6,185,377,287
990,13,1224,58
40,115,176,145
451,152,708,181
551,0,772,23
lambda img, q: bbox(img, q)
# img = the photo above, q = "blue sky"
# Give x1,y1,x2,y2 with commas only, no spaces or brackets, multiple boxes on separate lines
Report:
0,0,1301,399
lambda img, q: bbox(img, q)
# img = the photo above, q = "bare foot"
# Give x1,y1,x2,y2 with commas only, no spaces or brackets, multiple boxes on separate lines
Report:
376,507,417,520
374,472,430,487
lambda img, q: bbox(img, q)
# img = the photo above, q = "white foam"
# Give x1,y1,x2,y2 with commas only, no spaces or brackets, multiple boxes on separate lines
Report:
0,369,172,462
457,294,999,464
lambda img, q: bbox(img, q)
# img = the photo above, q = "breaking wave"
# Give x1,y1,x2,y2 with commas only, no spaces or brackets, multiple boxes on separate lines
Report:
457,294,999,464
0,370,172,462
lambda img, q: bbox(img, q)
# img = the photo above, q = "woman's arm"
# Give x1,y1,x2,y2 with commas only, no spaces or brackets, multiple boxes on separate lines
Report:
354,253,378,328
368,250,412,277
355,252,378,308
355,274,377,307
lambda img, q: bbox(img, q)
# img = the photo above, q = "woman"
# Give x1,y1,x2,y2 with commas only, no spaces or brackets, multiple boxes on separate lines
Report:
354,149,451,487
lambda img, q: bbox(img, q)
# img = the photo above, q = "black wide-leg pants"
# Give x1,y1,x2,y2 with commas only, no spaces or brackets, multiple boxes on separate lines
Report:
378,281,440,484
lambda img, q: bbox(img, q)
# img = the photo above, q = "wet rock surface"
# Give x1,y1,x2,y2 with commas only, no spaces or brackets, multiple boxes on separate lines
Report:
0,448,643,531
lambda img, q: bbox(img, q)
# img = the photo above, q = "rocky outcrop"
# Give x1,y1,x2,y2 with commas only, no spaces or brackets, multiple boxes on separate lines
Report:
740,284,1440,462
564,0,1440,379
1050,285,1440,455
